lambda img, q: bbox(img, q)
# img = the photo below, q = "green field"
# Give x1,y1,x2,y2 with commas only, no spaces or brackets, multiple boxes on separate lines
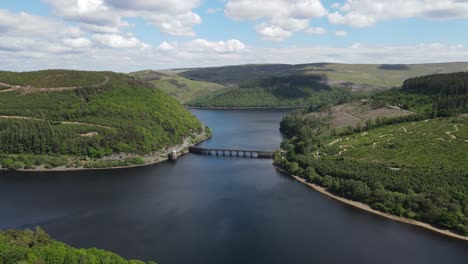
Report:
131,70,226,103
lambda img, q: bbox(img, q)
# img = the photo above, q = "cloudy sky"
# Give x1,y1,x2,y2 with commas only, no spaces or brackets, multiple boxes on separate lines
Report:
1,0,468,72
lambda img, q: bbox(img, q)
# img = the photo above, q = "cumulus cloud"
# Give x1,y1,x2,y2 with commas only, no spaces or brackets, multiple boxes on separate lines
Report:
225,0,327,40
43,0,202,36
93,34,148,49
256,24,293,41
329,0,468,27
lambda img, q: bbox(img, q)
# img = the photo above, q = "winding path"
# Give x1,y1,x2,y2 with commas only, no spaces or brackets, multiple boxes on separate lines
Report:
0,115,113,130
0,76,109,93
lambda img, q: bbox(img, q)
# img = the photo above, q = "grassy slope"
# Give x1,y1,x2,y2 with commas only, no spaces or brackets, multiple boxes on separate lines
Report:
179,62,468,107
0,70,202,169
131,70,226,103
0,228,155,264
302,62,468,88
319,118,467,170
180,62,468,88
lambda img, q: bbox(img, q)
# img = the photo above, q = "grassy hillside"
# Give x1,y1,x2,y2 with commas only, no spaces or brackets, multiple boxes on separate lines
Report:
275,72,468,236
179,62,468,88
0,70,203,170
277,113,468,236
131,70,226,103
0,228,156,264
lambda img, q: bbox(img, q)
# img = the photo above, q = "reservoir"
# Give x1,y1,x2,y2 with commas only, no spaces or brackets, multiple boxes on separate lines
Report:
0,109,467,264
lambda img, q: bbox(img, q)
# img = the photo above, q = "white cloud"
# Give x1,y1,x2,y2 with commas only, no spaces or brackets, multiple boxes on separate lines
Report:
225,0,327,40
93,34,148,49
63,38,92,48
184,39,246,53
335,30,348,37
43,0,202,36
305,27,327,34
157,42,175,52
256,24,293,41
329,0,468,27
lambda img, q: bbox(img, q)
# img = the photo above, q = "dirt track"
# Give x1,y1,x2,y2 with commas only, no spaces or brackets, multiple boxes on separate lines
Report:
0,76,109,93
0,115,113,129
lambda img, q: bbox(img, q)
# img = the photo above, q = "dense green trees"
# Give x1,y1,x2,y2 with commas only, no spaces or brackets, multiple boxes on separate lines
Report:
0,70,108,88
188,76,352,107
0,228,156,264
0,71,203,169
373,72,468,116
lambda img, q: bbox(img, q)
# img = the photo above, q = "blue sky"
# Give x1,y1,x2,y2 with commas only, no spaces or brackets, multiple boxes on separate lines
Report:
1,0,468,71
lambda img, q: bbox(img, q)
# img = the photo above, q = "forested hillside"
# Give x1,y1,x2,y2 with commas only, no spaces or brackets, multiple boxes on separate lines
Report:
275,72,468,236
0,228,156,264
188,74,352,107
0,70,203,170
0,70,107,88
374,72,468,116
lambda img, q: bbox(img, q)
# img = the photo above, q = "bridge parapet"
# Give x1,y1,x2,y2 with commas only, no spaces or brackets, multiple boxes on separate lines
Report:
189,147,275,159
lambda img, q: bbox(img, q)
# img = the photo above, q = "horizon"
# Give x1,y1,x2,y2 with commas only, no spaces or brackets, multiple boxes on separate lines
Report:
4,61,468,73
2,1,468,72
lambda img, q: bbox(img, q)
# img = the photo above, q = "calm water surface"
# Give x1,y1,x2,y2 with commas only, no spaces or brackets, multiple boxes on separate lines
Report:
0,109,466,264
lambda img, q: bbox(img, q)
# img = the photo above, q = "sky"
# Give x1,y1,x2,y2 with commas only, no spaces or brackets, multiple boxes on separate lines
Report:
1,0,468,72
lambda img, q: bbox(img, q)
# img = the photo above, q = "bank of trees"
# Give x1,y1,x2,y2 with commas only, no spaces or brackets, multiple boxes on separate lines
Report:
0,228,156,264
0,70,107,88
189,85,351,107
0,71,203,169
373,72,468,116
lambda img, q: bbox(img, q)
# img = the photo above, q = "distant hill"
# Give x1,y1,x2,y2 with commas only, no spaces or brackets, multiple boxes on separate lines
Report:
175,62,468,107
130,70,226,103
179,62,468,89
188,74,352,107
0,70,203,170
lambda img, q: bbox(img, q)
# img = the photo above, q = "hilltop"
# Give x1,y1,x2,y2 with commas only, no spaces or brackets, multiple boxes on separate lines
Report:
130,70,226,104
0,70,207,170
179,62,468,89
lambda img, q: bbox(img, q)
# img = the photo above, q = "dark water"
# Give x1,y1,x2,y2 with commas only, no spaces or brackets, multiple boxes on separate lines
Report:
0,109,466,264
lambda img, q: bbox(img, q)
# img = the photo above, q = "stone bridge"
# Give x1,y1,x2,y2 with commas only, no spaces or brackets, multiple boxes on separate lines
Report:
189,147,275,159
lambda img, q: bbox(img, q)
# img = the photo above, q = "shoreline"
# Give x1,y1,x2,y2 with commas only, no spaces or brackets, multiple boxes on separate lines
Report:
275,166,468,242
2,132,210,172
185,106,309,110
